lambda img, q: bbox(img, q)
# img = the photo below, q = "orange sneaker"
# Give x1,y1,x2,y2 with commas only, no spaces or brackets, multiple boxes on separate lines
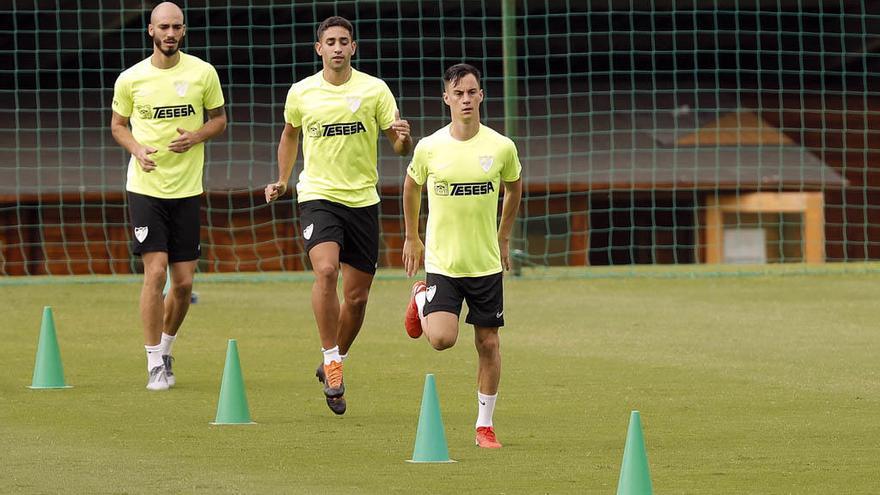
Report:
475,426,502,449
405,281,427,338
321,360,346,415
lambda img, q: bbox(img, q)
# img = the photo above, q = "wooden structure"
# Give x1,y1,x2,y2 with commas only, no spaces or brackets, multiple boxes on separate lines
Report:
677,111,830,264
704,192,825,264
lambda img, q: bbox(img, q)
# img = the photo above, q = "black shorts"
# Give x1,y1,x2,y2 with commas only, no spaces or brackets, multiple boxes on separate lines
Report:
127,191,201,263
423,272,505,328
298,199,379,275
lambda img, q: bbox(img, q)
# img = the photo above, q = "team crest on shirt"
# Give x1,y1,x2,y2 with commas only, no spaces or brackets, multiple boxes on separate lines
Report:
308,123,321,138
174,81,188,97
433,181,449,196
346,96,361,112
134,226,148,243
479,155,494,172
135,105,152,120
303,223,314,240
425,285,437,302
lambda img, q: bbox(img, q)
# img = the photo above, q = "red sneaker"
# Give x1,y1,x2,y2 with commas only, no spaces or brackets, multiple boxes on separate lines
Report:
475,426,502,449
405,281,427,338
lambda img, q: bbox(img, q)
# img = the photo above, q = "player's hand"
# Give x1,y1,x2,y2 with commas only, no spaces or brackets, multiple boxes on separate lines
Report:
169,127,198,153
264,181,287,203
391,110,410,142
499,237,511,271
134,145,158,172
402,236,424,277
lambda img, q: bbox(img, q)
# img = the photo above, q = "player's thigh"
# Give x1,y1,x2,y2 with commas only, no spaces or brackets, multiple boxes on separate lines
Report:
308,241,341,278
340,262,374,303
167,194,201,263
473,325,500,354
141,251,169,285
168,259,197,287
427,311,461,342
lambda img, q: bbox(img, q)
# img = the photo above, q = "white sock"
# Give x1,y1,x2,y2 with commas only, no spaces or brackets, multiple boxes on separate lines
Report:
476,392,497,428
322,345,341,366
145,344,164,371
160,333,176,356
339,352,348,362
415,291,427,328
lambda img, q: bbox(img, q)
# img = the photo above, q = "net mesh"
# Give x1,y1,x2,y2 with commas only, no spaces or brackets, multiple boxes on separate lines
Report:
1,1,878,277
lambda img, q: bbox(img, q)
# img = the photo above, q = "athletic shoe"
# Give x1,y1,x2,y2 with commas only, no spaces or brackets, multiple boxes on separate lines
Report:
146,365,169,391
162,355,175,387
315,362,325,384
475,426,502,448
405,280,427,338
320,360,346,415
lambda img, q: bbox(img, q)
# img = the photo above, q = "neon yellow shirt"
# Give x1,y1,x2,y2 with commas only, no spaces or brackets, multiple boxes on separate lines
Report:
284,68,398,207
112,52,225,198
407,124,522,277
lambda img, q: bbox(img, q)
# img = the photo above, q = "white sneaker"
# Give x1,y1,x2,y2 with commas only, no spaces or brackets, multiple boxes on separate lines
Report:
146,365,169,391
162,355,175,388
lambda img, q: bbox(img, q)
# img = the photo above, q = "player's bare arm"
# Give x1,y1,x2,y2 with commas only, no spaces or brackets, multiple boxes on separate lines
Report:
497,178,523,271
265,123,301,203
402,175,425,277
110,111,158,172
383,110,413,156
168,105,227,153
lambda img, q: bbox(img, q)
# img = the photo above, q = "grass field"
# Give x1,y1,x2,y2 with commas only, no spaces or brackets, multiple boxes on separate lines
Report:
1,268,878,494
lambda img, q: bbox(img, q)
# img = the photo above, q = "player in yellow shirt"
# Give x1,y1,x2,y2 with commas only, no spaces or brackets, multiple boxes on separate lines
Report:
264,16,412,415
402,64,522,448
110,2,226,391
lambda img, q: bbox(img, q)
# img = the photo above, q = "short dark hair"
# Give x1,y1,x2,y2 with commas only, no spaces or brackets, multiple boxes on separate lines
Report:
316,16,354,42
443,63,482,89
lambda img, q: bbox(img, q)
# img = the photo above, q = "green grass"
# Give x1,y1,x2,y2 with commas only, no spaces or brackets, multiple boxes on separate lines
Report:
1,269,878,493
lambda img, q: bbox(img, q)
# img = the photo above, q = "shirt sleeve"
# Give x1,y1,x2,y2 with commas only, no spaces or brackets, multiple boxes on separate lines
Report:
376,81,398,131
406,141,428,185
283,86,301,127
203,65,225,110
111,73,132,117
501,139,522,182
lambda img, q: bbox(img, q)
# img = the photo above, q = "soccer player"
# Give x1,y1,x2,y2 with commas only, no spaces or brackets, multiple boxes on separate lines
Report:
110,2,226,391
264,16,412,415
402,63,522,448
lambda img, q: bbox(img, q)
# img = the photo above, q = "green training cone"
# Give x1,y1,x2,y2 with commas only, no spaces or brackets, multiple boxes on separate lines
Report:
407,373,455,463
616,410,653,495
211,339,255,425
29,306,72,389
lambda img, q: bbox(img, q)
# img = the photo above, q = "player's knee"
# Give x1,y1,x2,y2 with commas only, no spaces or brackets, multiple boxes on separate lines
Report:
429,334,457,351
344,289,369,311
312,263,339,283
475,332,500,355
143,265,167,290
171,280,192,299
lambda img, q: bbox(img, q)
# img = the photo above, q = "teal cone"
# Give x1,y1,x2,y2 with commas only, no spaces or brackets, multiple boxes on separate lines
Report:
617,411,653,495
29,306,71,389
211,339,255,425
408,374,454,463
